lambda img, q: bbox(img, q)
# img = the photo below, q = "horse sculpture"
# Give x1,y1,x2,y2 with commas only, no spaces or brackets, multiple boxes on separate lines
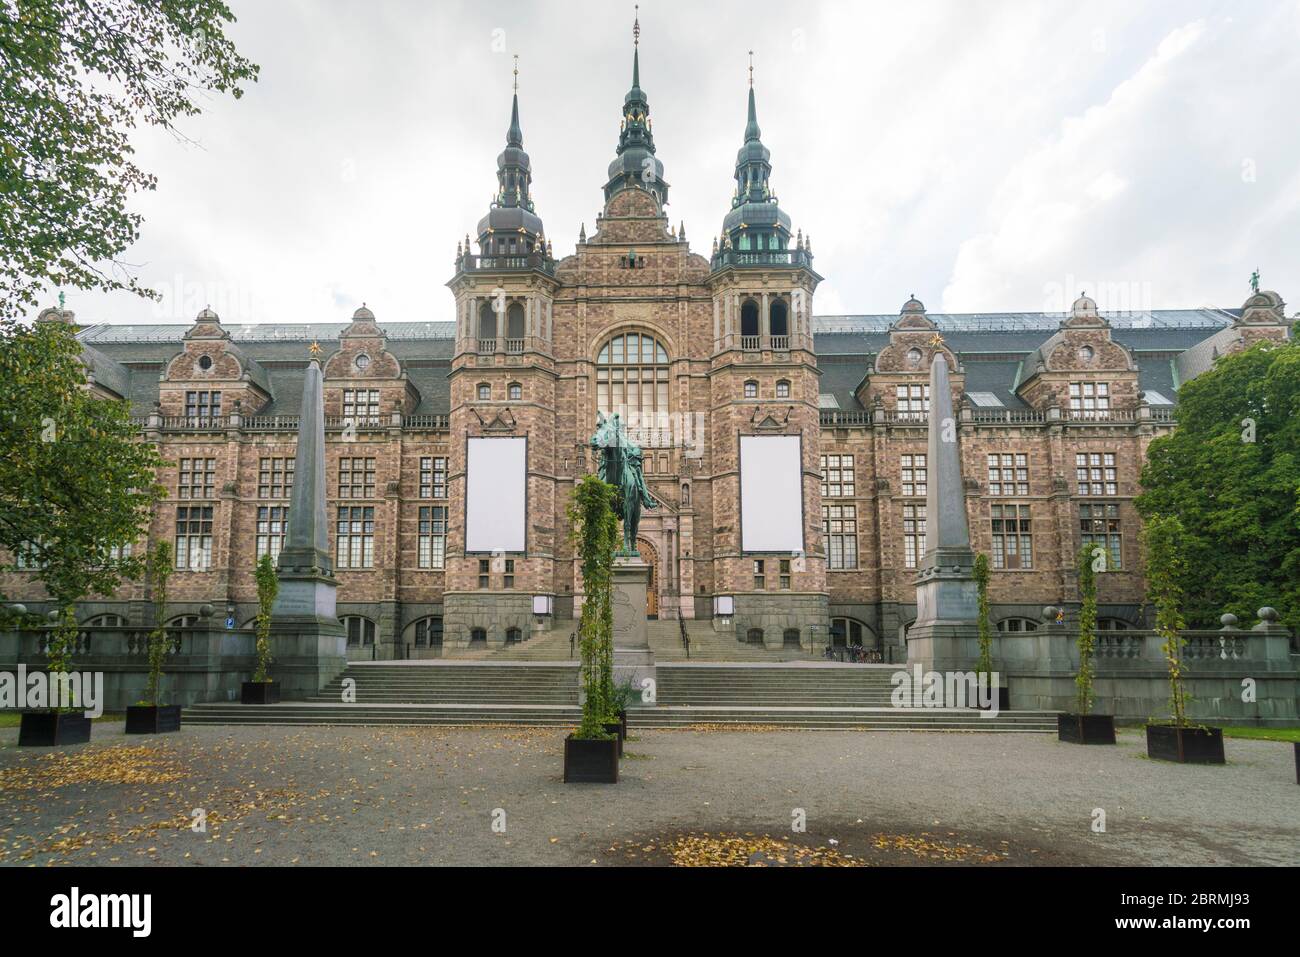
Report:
590,411,657,556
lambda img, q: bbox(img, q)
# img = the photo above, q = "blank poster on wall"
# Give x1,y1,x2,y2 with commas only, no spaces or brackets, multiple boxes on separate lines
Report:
465,436,527,552
739,435,804,552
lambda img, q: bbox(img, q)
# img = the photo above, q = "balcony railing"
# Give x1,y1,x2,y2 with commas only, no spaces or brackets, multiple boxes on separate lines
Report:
710,248,815,271
504,338,525,354
739,335,761,351
476,337,496,354
455,253,556,277
769,334,790,351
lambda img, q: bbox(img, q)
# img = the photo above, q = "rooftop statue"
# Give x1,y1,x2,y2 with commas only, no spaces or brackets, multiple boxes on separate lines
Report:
590,411,657,556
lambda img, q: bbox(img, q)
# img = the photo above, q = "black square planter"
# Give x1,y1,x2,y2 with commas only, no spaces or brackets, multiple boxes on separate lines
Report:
603,721,625,756
125,704,183,735
18,711,92,747
1058,713,1116,745
1146,724,1225,764
617,709,629,739
241,681,281,704
563,734,619,783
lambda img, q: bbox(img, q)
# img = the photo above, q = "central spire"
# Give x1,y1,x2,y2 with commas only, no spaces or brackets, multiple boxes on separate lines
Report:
603,7,669,208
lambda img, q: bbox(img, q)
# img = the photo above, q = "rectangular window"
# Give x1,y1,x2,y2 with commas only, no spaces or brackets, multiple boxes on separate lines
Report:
256,506,289,561
779,558,791,589
15,540,42,570
823,504,858,570
991,504,1033,569
184,390,221,424
895,384,930,417
338,457,376,498
504,558,515,589
178,457,216,499
419,457,448,499
335,506,375,568
1069,382,1111,418
342,389,381,425
175,506,214,570
753,559,765,590
901,454,927,497
257,457,295,498
478,558,490,589
418,506,447,569
903,504,926,569
1080,502,1122,570
986,453,1029,496
820,454,855,498
1075,452,1117,496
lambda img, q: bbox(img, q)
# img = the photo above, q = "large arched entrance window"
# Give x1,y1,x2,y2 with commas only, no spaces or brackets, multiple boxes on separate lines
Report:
740,299,760,338
596,332,670,425
769,298,789,338
830,616,878,649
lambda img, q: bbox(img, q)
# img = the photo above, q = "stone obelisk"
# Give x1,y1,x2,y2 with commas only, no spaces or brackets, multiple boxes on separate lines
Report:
907,352,978,672
269,351,347,697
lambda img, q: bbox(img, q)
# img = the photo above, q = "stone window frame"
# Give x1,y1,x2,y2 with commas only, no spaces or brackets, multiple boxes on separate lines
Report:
337,456,376,499
900,453,927,497
417,506,447,569
342,388,381,425
820,453,855,497
335,505,375,569
895,383,930,418
596,331,671,425
1079,501,1122,570
823,503,858,570
341,615,376,647
477,382,492,401
178,457,216,500
1075,452,1117,496
986,452,1029,496
255,505,288,562
902,503,926,569
418,456,448,499
1068,381,1110,418
775,379,791,398
753,558,765,590
175,505,214,571
990,503,1032,570
412,616,443,647
184,389,222,423
507,381,523,401
257,456,294,499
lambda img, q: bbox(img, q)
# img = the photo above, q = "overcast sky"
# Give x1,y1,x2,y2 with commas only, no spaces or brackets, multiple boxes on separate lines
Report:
64,0,1300,327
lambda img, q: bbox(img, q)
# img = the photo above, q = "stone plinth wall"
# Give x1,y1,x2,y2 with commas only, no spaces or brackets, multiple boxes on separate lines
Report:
442,592,535,647
734,593,830,650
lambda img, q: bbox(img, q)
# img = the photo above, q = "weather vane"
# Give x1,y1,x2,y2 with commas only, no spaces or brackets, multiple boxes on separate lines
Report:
513,54,518,92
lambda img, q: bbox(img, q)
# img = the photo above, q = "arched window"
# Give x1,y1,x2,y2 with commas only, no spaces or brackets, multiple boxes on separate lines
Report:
776,379,790,398
744,380,758,398
745,627,764,645
740,299,760,338
341,615,375,647
469,627,487,646
508,382,522,401
166,614,199,653
996,618,1039,633
783,628,801,647
770,298,789,337
596,332,670,421
477,382,491,401
84,613,126,627
1097,618,1130,631
505,627,522,644
411,616,443,647
830,616,876,648
506,302,525,340
478,302,497,340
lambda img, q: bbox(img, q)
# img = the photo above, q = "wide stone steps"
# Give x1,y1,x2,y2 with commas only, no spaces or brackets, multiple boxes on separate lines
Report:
182,702,1056,732
314,662,579,705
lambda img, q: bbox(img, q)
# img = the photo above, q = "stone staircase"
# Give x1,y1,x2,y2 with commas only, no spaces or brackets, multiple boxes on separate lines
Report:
184,659,1057,732
646,619,811,662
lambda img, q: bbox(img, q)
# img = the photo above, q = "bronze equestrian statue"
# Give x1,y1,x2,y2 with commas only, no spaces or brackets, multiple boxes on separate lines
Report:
590,412,657,556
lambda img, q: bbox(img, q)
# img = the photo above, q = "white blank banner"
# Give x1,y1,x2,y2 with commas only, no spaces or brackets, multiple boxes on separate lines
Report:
739,435,803,552
465,437,527,552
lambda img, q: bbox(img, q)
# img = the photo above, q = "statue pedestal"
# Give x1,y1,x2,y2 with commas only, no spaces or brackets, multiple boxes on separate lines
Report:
612,556,655,703
270,575,347,699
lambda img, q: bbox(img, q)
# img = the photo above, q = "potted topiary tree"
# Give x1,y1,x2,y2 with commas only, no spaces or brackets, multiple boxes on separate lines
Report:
971,553,1008,710
1143,515,1224,763
1058,542,1116,744
241,554,281,704
563,475,620,783
125,542,182,733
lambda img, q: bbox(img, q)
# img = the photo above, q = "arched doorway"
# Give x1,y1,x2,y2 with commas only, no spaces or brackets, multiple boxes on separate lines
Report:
636,537,659,619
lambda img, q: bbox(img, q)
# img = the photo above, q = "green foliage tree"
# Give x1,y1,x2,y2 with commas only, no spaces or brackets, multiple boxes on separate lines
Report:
972,553,993,681
1136,340,1300,631
1143,514,1190,727
252,553,278,684
0,317,166,694
1075,542,1099,715
143,541,173,706
0,1,258,320
569,475,618,739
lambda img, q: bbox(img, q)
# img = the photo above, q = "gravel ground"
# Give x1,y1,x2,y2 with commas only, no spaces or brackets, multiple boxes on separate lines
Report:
0,723,1295,866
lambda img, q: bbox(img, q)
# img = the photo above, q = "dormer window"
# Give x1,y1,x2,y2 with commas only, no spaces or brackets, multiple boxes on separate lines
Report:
1079,345,1094,362
906,348,923,367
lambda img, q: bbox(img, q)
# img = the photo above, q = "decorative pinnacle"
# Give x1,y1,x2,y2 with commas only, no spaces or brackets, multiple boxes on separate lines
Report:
513,54,518,92
748,50,754,87
633,5,639,46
